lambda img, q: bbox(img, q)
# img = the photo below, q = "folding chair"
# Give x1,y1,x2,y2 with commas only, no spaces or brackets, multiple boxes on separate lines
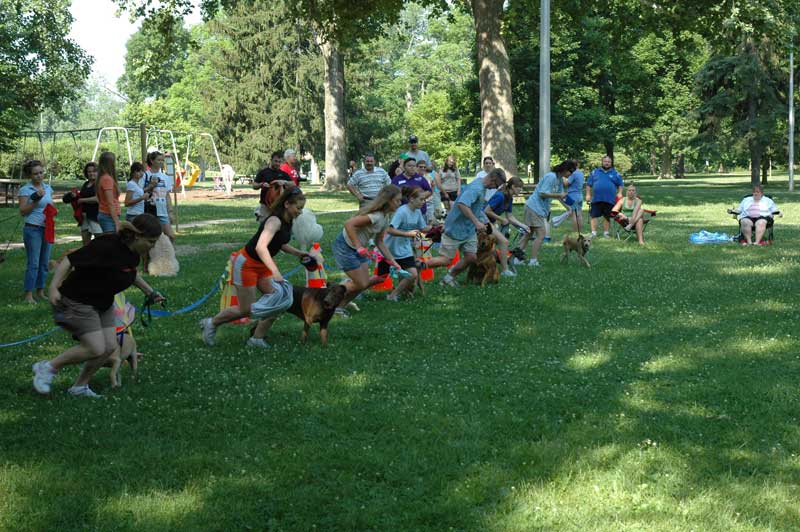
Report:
610,205,656,241
728,194,780,245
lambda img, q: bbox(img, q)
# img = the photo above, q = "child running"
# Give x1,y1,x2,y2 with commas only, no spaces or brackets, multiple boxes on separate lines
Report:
200,187,308,348
381,187,431,301
333,184,403,316
484,176,528,276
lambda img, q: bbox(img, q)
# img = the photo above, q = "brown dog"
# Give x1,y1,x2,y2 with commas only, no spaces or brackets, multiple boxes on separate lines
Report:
102,331,139,387
466,231,500,286
286,284,347,346
561,233,592,268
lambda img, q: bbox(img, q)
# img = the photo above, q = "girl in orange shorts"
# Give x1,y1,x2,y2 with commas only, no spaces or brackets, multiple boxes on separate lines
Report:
199,187,307,347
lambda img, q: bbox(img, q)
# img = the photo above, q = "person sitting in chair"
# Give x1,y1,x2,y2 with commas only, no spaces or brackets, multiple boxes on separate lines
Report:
728,185,780,246
612,184,646,245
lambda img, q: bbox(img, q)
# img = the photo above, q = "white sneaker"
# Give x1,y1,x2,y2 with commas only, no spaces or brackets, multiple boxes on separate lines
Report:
501,269,517,278
32,361,55,394
346,301,360,312
68,385,102,398
603,232,610,238
528,259,540,267
334,308,351,319
511,257,525,266
440,274,459,287
386,294,399,302
246,337,270,349
199,317,217,346
591,231,597,237
552,213,568,227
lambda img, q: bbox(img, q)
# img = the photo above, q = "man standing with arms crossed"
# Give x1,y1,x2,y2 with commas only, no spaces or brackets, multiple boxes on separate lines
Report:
347,154,391,209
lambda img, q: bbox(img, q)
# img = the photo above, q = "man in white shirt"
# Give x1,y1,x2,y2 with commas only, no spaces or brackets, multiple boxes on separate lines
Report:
347,154,391,208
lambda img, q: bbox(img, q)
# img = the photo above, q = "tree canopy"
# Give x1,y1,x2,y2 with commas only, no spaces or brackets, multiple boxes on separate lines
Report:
0,0,92,151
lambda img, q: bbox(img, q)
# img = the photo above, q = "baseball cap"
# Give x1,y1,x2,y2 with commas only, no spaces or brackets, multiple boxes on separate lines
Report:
408,135,418,144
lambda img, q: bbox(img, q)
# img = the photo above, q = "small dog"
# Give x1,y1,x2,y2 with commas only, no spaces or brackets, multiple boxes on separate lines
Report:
286,283,347,346
147,233,180,276
292,208,324,251
103,331,139,387
467,231,500,286
561,233,592,268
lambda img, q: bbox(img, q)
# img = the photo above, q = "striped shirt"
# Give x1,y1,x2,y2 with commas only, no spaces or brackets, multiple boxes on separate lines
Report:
348,167,390,199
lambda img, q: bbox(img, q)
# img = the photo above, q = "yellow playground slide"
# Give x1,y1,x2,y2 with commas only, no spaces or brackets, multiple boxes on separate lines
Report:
185,161,201,187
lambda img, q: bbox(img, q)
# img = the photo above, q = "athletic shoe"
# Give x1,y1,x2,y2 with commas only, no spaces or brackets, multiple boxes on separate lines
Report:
543,237,551,243
32,361,55,394
501,269,517,277
334,308,351,319
246,337,270,349
511,257,526,266
67,385,102,399
386,294,399,302
199,317,216,346
603,232,610,238
346,302,360,312
591,231,597,237
528,259,540,267
440,274,459,287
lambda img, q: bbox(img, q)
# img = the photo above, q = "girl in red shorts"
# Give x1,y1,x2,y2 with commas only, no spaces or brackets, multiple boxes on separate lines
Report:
200,187,307,348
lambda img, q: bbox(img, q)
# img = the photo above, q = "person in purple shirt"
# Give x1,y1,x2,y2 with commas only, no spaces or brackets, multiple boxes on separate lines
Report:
391,157,432,215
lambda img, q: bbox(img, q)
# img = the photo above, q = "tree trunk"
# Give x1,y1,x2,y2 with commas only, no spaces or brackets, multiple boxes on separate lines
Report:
761,152,770,185
659,136,672,179
749,141,762,187
320,39,347,189
649,148,657,176
472,0,517,175
676,153,685,179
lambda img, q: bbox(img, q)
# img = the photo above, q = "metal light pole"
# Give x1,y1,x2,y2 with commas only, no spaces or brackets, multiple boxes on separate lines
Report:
789,47,795,192
538,0,550,181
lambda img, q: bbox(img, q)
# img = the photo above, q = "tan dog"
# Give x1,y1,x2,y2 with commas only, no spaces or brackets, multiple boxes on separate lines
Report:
561,233,592,268
103,332,139,387
467,231,500,286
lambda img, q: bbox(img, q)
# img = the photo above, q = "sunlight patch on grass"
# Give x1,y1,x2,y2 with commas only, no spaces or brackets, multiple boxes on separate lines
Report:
639,354,695,374
565,349,611,371
97,486,205,529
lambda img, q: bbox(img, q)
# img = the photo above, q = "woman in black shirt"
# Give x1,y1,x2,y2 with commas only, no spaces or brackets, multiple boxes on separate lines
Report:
200,186,307,349
32,214,165,398
78,162,101,245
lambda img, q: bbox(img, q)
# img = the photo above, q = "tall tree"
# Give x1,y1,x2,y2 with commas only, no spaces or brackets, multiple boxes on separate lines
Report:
0,0,92,150
470,0,518,174
118,14,193,102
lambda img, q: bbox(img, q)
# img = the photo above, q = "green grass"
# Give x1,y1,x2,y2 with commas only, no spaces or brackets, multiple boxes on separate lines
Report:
1,175,799,531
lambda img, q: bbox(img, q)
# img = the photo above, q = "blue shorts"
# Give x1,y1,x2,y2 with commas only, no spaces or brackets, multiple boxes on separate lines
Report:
333,233,368,272
566,195,582,211
97,212,116,233
157,214,170,225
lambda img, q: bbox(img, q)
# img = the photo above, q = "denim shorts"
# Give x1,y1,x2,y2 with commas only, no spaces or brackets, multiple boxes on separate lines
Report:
97,212,116,233
333,233,368,272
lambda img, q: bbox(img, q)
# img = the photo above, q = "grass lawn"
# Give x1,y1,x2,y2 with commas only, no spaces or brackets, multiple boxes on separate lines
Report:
1,175,799,531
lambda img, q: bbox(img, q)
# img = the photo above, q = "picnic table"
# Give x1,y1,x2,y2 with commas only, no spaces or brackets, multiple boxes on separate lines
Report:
0,179,24,207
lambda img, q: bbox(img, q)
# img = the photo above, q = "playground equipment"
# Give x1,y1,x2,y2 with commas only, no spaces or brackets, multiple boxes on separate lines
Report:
184,132,228,194
91,127,133,170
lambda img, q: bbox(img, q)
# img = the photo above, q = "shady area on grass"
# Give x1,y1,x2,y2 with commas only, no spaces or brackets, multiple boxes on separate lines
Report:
1,175,799,531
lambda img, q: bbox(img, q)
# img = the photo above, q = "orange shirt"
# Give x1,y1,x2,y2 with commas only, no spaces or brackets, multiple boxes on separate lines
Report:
98,174,121,215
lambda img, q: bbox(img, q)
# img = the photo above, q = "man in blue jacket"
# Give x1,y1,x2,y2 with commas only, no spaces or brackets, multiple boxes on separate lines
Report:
586,156,623,238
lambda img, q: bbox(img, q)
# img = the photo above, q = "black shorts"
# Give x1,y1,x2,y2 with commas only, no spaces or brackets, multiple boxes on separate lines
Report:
744,216,770,224
377,256,417,275
590,202,614,219
444,191,458,202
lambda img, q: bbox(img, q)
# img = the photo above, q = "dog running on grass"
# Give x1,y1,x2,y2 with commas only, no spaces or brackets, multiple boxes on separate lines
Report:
261,283,346,346
466,230,500,286
561,233,592,268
